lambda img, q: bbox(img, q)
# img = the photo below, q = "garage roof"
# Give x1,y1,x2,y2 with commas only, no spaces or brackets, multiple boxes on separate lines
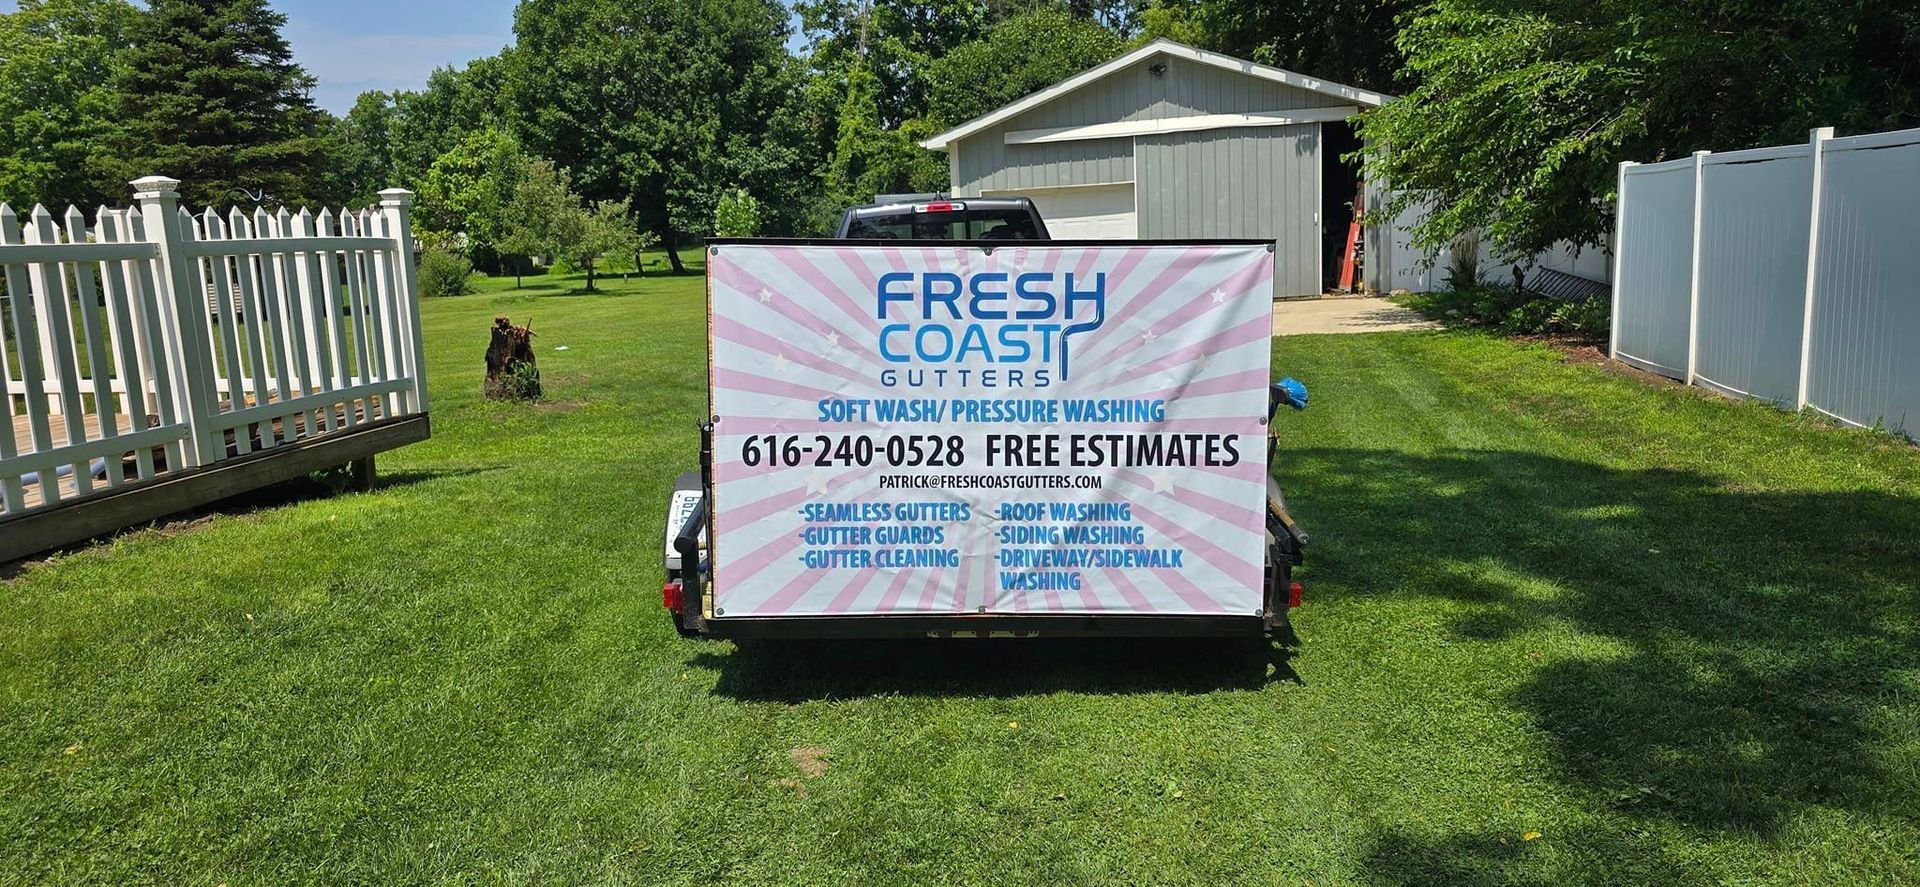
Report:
920,39,1392,151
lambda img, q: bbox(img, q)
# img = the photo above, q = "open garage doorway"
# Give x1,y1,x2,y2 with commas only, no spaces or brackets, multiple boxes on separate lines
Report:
1321,120,1364,292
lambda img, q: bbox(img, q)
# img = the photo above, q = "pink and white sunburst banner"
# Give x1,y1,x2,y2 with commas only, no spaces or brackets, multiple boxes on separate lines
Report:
707,242,1275,619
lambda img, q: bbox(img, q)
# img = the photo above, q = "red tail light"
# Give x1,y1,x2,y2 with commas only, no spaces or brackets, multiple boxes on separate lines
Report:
1287,581,1303,609
916,201,960,213
663,581,685,613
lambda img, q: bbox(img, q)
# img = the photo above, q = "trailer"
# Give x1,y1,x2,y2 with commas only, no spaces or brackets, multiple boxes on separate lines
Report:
664,238,1306,640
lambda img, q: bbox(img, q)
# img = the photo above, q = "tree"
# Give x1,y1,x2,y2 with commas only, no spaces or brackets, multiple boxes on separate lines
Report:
922,6,1130,129
553,198,649,293
0,0,139,208
320,90,399,206
109,0,331,206
1143,0,1410,93
414,126,528,270
508,0,812,272
806,3,1134,211
824,60,947,206
1358,0,1920,259
714,187,763,237
497,157,577,288
795,0,1000,129
388,55,509,188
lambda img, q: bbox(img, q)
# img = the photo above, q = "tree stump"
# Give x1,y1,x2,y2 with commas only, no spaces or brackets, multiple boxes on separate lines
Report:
484,315,541,400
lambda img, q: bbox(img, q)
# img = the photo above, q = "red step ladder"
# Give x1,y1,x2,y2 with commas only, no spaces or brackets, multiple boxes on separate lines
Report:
1336,184,1364,292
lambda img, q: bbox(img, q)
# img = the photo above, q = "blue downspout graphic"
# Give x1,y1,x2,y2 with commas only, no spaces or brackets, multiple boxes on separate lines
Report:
1059,304,1103,381
1058,272,1106,381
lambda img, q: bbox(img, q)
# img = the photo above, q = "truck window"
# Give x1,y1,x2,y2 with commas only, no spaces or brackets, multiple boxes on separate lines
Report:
969,210,1038,240
846,207,1040,240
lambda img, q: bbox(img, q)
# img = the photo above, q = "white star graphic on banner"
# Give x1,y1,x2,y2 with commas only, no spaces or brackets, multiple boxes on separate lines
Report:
805,467,832,495
1211,288,1227,304
824,331,840,348
758,287,772,304
772,353,791,373
1150,469,1176,494
1142,328,1158,344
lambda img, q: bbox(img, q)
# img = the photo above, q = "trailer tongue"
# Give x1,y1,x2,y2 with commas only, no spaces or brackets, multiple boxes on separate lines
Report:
664,239,1306,640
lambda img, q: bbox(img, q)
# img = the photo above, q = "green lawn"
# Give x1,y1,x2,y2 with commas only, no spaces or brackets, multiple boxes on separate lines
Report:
3,271,1917,883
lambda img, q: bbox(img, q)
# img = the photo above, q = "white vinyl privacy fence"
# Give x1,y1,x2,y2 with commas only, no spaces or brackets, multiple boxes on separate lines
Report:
0,176,426,517
1611,126,1919,435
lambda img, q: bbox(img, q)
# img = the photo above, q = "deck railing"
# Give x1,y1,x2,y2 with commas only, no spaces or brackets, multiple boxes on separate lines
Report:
0,177,426,517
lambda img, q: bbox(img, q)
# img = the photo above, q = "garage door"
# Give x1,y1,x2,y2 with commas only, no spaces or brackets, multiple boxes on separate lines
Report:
985,184,1136,239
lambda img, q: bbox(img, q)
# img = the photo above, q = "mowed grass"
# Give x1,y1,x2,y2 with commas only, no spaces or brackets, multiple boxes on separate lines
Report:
2,269,1917,883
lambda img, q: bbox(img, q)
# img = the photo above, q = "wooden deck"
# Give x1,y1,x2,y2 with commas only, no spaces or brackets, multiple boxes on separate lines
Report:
9,395,387,511
4,403,426,562
10,410,159,511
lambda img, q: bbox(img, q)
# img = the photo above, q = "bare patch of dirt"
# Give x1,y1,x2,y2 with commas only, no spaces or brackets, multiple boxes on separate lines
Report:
789,745,829,778
1525,336,1704,393
773,777,809,798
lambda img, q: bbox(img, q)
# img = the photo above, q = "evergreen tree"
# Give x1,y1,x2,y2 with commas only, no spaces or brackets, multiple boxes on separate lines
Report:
110,0,329,206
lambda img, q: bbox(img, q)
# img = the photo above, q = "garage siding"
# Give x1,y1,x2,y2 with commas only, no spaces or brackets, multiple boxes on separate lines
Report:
947,47,1351,296
954,136,1133,196
1001,54,1347,130
951,51,1343,197
1136,125,1321,297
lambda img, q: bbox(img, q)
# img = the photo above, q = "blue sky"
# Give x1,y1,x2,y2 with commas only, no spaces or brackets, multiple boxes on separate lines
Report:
279,0,519,114
0,1,808,115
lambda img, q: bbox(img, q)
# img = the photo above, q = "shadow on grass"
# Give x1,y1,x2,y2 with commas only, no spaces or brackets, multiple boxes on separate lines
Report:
1,465,502,577
689,445,1918,875
693,636,1296,701
1278,448,1919,879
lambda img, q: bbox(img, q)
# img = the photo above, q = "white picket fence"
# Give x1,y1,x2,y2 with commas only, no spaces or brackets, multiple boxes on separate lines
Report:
0,176,426,517
1611,125,1920,435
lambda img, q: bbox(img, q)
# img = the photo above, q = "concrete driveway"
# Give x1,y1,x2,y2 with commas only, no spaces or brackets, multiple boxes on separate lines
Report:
1274,297,1440,335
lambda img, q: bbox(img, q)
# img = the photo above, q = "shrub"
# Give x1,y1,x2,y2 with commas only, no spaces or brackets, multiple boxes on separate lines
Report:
500,361,542,400
418,248,475,298
1406,278,1610,341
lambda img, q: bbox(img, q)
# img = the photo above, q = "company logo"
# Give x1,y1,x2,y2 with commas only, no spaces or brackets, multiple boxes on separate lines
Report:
875,271,1106,382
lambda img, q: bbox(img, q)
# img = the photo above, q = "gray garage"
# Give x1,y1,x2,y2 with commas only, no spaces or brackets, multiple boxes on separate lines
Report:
920,39,1389,297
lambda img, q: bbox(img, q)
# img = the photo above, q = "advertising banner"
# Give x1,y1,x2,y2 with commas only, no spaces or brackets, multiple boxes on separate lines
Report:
707,242,1274,618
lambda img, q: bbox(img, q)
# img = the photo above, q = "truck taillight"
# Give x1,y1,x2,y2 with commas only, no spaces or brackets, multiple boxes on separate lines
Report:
663,580,685,613
916,201,961,213
1287,581,1303,609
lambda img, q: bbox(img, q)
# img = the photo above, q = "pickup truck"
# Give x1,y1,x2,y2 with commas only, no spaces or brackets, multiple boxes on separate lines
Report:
662,206,1306,641
835,195,1050,241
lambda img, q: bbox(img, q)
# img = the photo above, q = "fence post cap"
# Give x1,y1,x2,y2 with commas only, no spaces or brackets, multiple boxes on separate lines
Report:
129,176,181,198
378,188,415,206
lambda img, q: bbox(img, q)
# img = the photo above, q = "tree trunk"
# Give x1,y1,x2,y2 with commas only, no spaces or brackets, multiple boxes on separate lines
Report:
663,230,686,274
585,262,597,292
484,316,540,400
